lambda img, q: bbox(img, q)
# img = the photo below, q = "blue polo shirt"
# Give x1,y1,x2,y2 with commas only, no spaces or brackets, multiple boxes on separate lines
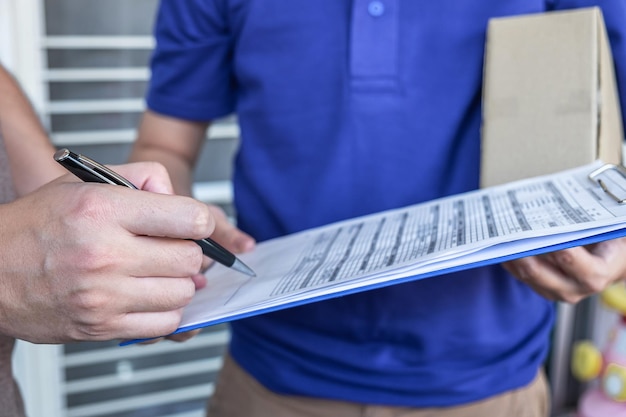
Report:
147,0,626,406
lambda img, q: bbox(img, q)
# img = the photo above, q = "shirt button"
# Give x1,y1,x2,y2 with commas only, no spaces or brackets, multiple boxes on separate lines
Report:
368,1,385,17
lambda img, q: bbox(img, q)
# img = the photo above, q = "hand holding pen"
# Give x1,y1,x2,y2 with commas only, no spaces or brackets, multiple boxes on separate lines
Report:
1,161,216,342
54,148,256,277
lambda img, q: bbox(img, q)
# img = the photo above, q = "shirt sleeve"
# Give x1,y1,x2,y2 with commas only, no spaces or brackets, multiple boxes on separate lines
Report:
147,0,235,122
551,0,626,139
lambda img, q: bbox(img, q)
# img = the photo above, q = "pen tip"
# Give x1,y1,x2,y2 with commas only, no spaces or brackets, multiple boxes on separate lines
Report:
232,259,256,277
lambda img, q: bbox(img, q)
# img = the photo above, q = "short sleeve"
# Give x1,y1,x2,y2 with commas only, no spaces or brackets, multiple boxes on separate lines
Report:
147,0,235,121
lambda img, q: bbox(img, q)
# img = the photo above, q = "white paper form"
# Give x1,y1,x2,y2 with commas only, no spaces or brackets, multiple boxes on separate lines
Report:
157,161,626,338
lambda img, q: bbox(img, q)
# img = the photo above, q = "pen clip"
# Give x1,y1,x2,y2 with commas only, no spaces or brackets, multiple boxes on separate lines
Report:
54,148,138,189
78,153,138,189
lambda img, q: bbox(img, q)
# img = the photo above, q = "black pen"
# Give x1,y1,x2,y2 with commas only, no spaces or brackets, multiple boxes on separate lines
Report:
54,148,256,277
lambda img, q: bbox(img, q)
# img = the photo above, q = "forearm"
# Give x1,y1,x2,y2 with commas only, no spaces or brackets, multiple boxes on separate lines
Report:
130,110,209,196
0,65,65,195
130,144,196,197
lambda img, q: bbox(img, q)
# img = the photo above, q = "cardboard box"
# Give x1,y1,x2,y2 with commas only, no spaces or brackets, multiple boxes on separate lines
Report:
480,7,623,188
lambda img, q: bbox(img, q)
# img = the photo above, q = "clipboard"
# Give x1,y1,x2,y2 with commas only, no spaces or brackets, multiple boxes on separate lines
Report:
123,161,626,345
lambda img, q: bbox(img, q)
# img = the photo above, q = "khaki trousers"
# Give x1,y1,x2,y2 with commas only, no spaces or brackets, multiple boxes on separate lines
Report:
206,354,550,417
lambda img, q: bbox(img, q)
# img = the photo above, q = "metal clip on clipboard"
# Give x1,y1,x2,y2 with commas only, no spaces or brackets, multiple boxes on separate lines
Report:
588,164,626,204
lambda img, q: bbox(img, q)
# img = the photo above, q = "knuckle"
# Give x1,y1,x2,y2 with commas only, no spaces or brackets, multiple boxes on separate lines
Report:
68,187,108,221
180,242,204,273
188,204,214,238
553,251,574,266
581,274,609,295
154,279,195,310
74,324,111,341
66,312,113,341
524,261,541,276
160,311,183,336
563,293,586,304
180,286,195,306
72,244,112,273
517,262,537,282
70,287,109,314
172,281,195,308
